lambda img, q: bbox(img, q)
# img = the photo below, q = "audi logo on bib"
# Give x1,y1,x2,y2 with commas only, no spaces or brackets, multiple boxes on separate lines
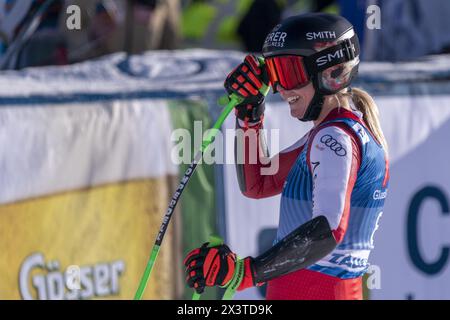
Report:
320,134,347,156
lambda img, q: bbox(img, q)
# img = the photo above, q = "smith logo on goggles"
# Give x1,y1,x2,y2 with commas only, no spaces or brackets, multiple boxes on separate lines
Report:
265,35,359,92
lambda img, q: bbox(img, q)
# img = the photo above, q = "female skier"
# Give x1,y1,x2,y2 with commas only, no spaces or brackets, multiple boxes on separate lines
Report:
184,13,389,300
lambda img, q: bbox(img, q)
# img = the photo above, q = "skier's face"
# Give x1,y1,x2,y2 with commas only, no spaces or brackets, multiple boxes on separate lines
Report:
277,82,315,119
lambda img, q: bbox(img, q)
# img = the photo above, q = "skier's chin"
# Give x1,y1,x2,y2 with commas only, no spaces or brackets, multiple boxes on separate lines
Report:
289,102,306,119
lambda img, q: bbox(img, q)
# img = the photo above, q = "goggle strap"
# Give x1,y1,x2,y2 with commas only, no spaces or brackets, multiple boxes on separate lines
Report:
304,34,360,75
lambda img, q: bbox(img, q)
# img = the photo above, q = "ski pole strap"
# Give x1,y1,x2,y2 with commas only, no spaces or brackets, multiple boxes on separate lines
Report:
221,258,245,300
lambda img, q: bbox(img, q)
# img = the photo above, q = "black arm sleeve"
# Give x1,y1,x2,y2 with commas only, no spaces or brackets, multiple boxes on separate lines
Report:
250,215,337,284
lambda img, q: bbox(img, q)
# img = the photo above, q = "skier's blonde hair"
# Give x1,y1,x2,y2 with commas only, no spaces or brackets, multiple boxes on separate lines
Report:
338,87,388,154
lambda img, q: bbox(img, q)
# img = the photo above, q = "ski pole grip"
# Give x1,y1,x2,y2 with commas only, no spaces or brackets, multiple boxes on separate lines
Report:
207,235,225,247
191,235,224,300
218,87,268,107
218,93,244,107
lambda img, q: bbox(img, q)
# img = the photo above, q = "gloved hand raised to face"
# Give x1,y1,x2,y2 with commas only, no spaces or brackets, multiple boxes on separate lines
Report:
224,54,270,123
183,243,256,294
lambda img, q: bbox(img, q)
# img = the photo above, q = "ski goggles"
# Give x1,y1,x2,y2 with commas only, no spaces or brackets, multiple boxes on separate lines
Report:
264,36,360,93
265,55,310,92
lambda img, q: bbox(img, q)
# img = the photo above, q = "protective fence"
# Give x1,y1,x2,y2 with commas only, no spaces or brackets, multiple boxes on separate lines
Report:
1,50,450,299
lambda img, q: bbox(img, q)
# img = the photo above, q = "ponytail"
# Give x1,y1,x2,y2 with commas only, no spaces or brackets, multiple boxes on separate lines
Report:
340,87,388,154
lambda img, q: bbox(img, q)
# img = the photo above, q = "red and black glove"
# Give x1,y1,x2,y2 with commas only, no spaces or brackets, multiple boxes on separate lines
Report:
224,55,270,123
183,243,256,294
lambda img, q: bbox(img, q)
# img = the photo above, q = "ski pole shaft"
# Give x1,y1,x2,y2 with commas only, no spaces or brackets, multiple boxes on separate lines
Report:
134,95,241,300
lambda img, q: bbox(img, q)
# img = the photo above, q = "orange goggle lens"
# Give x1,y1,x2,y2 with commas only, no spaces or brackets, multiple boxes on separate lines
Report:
265,56,309,92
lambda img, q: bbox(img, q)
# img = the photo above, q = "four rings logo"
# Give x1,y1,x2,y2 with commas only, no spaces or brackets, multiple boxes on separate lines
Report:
319,135,347,156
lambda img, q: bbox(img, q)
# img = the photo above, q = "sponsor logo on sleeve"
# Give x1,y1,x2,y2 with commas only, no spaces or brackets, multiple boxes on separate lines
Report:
373,189,387,200
319,134,347,156
311,161,320,173
329,253,368,269
352,123,370,145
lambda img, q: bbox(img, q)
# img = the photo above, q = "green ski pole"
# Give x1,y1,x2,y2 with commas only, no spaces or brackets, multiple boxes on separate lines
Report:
134,80,269,300
134,94,242,300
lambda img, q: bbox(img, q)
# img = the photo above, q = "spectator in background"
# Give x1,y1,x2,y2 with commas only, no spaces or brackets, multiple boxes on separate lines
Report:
312,0,450,62
0,0,67,69
235,0,345,53
363,0,450,61
63,0,181,63
62,0,123,63
127,0,180,53
237,0,285,53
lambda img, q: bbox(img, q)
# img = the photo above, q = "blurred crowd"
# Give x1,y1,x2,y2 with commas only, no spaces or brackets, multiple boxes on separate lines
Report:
1,0,450,70
0,0,181,69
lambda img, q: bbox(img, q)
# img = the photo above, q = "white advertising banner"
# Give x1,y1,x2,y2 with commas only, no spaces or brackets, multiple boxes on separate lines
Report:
370,95,450,299
0,99,177,204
